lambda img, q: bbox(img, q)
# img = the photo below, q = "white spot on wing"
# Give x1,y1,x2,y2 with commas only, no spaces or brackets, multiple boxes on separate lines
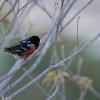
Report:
27,40,31,44
27,44,33,47
16,50,21,52
22,40,26,43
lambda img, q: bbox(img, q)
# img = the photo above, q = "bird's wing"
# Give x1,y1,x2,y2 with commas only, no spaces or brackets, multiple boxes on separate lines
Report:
4,39,33,54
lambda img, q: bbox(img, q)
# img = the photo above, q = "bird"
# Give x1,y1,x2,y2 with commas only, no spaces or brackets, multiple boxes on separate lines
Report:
4,36,40,59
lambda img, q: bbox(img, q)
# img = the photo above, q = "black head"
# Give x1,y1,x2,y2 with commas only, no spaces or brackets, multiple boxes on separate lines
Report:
29,36,40,48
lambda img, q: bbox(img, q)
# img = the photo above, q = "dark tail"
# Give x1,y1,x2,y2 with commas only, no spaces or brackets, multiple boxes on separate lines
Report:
4,47,11,52
4,47,15,54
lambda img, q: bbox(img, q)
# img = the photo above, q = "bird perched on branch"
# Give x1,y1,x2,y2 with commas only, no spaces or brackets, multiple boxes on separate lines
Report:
4,36,40,59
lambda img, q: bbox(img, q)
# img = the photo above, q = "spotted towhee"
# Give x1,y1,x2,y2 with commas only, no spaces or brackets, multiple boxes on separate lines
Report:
4,36,40,59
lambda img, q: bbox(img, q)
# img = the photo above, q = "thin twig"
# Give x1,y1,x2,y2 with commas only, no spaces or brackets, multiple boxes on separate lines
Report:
78,90,87,100
89,86,100,99
62,0,93,31
76,57,83,74
60,45,66,100
0,59,25,92
8,0,25,39
0,0,6,11
46,85,59,100
37,2,52,19
77,16,80,48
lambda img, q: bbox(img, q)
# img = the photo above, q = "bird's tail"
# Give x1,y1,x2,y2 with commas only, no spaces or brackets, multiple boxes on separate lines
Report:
4,47,11,52
4,47,14,53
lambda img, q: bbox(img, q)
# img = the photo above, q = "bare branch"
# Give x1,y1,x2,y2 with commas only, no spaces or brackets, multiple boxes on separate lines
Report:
0,59,25,92
62,0,93,30
0,0,18,22
78,90,87,100
46,86,59,100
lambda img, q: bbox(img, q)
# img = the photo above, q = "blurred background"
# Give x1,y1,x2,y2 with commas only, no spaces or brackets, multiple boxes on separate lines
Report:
0,0,100,100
